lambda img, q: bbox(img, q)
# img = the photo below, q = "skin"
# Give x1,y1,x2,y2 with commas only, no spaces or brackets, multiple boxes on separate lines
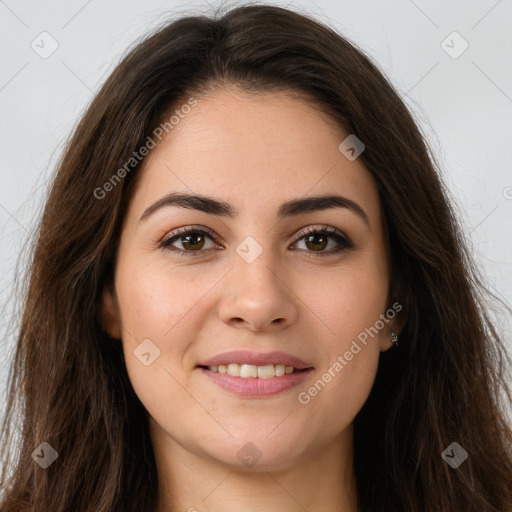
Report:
102,86,402,512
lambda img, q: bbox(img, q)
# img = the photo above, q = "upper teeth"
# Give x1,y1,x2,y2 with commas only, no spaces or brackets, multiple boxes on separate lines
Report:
208,363,296,378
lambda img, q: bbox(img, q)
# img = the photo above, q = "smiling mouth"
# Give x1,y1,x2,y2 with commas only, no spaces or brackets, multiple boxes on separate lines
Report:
197,363,310,378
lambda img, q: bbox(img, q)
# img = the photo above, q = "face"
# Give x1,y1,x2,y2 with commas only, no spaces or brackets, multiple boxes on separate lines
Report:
102,87,398,472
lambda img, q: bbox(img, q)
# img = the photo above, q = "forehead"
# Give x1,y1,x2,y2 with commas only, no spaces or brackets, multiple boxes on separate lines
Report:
128,87,380,225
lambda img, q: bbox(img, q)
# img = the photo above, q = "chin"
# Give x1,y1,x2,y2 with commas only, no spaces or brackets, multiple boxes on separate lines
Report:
202,434,307,472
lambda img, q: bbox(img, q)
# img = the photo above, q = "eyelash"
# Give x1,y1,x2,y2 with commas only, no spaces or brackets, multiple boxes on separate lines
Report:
159,224,354,258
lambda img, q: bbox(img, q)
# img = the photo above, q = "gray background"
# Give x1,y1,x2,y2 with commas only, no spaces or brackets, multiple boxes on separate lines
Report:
1,0,512,417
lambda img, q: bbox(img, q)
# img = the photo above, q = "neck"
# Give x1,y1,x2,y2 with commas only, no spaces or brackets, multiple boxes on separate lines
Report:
150,419,359,512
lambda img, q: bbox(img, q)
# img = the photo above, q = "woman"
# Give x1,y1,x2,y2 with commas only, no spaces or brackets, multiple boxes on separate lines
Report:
1,4,511,511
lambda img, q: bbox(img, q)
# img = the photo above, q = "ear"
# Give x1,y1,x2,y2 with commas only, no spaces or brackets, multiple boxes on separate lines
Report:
100,285,122,340
380,302,406,352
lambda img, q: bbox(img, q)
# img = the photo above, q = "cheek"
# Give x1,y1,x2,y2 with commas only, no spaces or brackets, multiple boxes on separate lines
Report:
292,258,387,432
115,254,218,344
296,255,389,347
113,255,219,410
297,346,380,447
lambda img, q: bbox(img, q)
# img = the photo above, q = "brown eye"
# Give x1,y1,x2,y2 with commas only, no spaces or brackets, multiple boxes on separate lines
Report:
292,226,353,255
160,226,219,256
159,225,353,258
304,232,329,251
179,232,206,251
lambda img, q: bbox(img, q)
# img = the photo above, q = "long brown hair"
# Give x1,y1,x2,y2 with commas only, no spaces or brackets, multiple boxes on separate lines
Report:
1,4,511,511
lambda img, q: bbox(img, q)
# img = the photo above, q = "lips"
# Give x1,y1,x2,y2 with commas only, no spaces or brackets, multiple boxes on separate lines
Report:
197,350,313,370
198,366,314,397
196,350,314,397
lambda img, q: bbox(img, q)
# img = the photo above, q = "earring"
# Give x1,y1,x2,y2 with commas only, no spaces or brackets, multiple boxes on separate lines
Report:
390,329,399,347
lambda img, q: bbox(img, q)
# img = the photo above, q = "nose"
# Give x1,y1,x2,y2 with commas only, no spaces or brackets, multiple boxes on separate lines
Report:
217,248,298,332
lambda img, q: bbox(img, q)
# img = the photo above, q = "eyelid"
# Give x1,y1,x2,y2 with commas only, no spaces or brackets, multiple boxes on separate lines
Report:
159,224,353,256
291,225,354,255
294,225,351,245
159,224,221,255
163,224,218,241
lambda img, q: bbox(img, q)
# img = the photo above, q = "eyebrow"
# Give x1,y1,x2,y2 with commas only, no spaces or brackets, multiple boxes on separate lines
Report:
139,191,369,226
